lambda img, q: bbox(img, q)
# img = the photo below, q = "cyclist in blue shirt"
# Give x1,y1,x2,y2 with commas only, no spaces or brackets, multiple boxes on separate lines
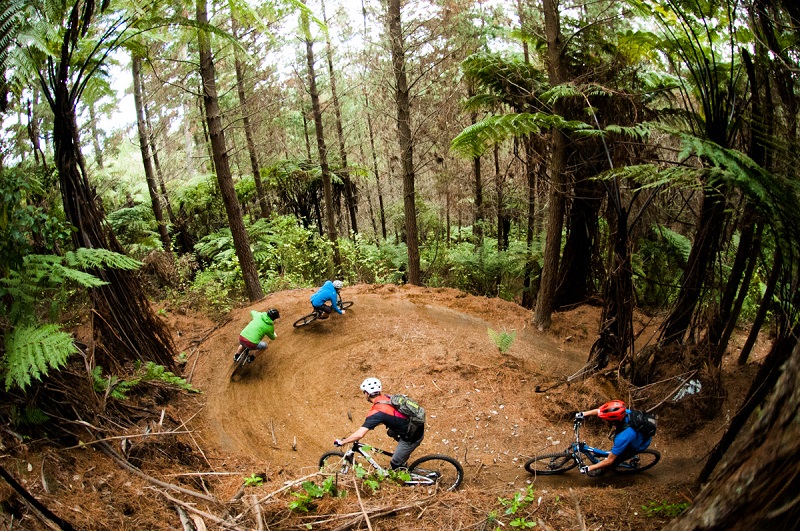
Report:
309,280,345,320
576,400,652,476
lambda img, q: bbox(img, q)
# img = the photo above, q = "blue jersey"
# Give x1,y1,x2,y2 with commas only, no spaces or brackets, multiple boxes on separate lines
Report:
310,281,342,313
611,412,652,456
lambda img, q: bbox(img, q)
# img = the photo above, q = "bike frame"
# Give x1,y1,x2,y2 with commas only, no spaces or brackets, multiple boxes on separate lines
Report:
331,442,439,486
567,418,610,467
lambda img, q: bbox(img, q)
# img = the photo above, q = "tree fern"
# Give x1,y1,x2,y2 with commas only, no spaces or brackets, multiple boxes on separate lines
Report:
4,324,78,391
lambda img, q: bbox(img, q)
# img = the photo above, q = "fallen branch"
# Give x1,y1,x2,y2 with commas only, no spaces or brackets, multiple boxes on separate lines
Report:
569,488,586,531
353,471,373,531
158,489,241,529
97,441,218,504
0,463,76,531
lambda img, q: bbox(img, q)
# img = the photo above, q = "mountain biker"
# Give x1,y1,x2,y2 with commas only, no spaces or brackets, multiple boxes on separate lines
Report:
233,308,279,364
576,400,652,476
334,377,424,470
309,280,345,320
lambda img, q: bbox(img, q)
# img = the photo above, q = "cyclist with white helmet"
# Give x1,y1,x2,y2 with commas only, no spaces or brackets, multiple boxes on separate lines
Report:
233,308,279,364
309,280,345,320
334,377,425,469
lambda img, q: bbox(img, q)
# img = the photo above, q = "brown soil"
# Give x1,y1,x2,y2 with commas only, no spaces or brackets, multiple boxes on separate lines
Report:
0,284,767,530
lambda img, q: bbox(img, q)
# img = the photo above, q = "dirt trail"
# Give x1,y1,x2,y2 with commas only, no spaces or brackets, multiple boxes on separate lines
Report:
188,284,724,494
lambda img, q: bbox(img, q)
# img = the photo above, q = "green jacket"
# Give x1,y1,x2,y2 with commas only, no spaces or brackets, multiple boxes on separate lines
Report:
240,311,276,344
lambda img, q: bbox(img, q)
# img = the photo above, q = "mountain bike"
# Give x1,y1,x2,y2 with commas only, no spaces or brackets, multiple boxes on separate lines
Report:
524,417,660,475
319,441,464,491
293,300,353,328
229,347,251,380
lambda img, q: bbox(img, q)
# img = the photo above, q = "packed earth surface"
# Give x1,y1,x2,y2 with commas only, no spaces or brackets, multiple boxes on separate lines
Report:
0,284,767,530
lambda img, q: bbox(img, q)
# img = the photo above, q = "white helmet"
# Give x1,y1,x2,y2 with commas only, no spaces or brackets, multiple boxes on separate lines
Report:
360,377,382,395
332,280,344,289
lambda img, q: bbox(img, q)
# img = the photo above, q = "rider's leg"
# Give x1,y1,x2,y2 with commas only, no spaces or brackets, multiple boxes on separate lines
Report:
247,341,268,363
316,304,333,319
390,437,422,469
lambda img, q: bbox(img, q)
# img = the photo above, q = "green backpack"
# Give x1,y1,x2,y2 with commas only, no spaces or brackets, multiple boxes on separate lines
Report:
378,394,426,436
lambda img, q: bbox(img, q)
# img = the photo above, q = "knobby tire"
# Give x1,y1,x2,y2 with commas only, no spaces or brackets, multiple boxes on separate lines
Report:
408,454,464,491
230,349,249,380
319,451,350,474
613,449,660,474
293,312,319,328
524,451,577,475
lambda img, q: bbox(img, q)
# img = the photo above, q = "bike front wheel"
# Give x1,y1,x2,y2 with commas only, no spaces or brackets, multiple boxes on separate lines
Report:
524,451,577,475
319,451,351,475
339,301,354,310
613,449,660,474
293,312,319,328
407,455,463,491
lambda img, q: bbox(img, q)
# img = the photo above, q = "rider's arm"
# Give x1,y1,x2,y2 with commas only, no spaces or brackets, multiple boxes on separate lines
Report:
588,451,617,472
338,426,369,445
580,408,600,417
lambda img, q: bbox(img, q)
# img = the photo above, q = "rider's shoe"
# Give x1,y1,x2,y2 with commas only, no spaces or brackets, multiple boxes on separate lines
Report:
233,353,241,362
246,354,255,364
318,313,329,320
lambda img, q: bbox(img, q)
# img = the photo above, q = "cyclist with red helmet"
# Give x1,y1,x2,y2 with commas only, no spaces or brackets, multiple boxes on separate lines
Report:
334,377,425,470
233,308,279,364
575,400,652,476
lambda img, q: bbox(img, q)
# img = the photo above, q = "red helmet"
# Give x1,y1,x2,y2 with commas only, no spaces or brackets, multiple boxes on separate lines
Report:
598,400,627,422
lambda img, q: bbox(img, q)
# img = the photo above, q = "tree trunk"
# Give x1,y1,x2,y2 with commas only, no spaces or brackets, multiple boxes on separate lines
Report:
143,103,175,224
521,135,538,308
659,191,726,344
668,334,800,530
365,94,387,241
554,176,602,308
303,13,341,271
50,19,174,369
533,0,569,330
196,0,263,301
387,0,421,285
322,0,358,236
132,52,171,252
232,14,269,220
587,204,633,371
738,247,782,365
87,103,104,169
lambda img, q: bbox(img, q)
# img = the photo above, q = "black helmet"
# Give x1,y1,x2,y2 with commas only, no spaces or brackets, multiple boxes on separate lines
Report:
267,308,280,320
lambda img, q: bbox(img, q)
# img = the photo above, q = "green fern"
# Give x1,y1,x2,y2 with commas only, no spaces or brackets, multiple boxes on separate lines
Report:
4,324,78,391
488,328,516,353
10,405,50,428
92,362,200,400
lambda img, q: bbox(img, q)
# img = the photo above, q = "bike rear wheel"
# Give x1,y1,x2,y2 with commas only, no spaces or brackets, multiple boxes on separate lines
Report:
230,348,249,379
524,451,577,475
319,451,351,474
407,454,463,491
293,311,319,328
613,449,660,474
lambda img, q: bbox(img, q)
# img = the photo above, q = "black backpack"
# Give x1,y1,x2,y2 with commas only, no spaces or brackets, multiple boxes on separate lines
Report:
627,410,657,438
377,394,426,436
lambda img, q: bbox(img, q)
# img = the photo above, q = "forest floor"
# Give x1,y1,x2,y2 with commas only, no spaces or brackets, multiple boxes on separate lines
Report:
0,284,768,530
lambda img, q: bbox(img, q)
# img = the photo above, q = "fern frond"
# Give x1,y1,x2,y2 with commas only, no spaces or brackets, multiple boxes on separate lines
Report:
451,113,591,159
488,328,516,353
4,324,77,391
64,248,142,271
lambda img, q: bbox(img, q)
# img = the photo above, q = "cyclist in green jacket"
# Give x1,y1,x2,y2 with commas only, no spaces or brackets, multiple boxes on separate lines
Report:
234,308,279,364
